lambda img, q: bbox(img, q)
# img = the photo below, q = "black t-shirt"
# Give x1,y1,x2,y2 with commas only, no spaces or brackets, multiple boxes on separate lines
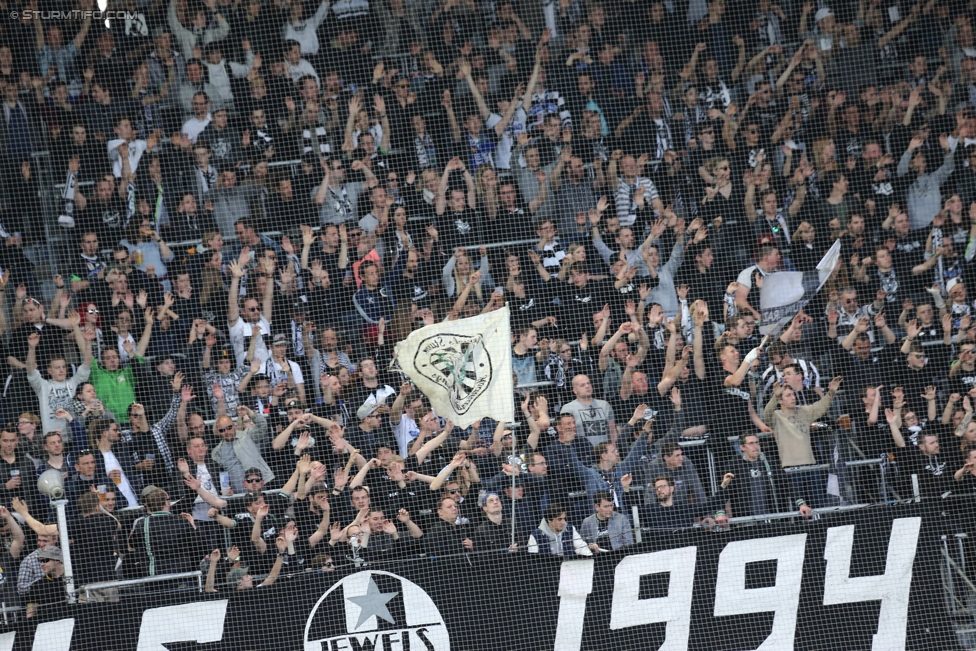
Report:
509,286,550,331
890,234,926,293
26,574,68,620
232,512,279,574
731,136,770,179
68,254,108,304
72,513,118,584
678,265,725,320
559,279,612,334
437,209,480,251
78,197,129,247
893,446,954,498
853,412,894,459
950,368,976,399
712,371,753,439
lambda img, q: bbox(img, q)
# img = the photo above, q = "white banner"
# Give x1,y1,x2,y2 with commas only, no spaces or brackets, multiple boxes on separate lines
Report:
759,240,842,336
393,306,514,428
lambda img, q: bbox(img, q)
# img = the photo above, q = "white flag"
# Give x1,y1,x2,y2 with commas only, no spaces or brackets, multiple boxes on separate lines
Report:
393,306,515,428
759,240,842,336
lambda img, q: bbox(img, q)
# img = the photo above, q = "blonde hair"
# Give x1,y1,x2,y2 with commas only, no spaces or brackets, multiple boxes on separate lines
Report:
19,413,39,427
455,256,484,304
418,169,439,194
704,157,729,175
812,138,837,172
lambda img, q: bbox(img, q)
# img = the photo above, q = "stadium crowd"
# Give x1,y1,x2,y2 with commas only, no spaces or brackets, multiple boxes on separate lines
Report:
0,0,971,614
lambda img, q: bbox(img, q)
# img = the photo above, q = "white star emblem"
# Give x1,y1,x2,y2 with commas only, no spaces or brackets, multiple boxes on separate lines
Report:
347,575,398,629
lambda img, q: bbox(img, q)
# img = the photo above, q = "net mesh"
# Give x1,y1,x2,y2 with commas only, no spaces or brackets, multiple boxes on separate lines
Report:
0,0,969,648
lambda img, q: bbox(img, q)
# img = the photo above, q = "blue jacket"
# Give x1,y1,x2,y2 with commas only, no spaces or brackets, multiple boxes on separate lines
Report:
565,434,648,504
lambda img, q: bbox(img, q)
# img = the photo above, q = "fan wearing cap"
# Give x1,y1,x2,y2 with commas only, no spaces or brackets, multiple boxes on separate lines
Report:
268,406,339,479
799,5,836,52
203,328,259,416
348,401,387,459
204,538,284,593
259,333,306,404
25,546,68,619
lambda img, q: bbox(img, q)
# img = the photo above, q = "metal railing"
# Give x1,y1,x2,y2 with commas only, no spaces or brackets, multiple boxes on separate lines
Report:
82,571,204,601
727,502,871,525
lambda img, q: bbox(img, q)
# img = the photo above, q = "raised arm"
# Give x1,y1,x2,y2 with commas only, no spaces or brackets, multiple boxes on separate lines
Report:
415,421,453,465
459,62,491,121
725,347,760,388
227,260,245,324
135,307,154,357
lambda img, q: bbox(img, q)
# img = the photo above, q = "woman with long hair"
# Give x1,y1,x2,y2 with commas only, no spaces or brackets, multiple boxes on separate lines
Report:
442,246,491,300
475,166,499,223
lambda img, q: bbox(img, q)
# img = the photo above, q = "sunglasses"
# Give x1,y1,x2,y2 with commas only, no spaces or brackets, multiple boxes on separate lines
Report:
446,488,461,494
217,425,234,433
87,308,99,314
245,477,263,483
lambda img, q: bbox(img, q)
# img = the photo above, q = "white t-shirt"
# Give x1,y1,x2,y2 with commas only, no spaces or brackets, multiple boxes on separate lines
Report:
181,114,212,143
228,316,271,367
194,463,218,521
393,413,420,458
736,264,772,290
491,110,524,171
107,138,148,178
102,450,138,508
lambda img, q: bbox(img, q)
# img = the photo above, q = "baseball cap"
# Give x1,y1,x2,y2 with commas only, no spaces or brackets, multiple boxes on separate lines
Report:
226,566,250,583
38,547,62,562
815,7,833,22
357,401,387,421
479,491,499,508
141,485,159,497
285,398,302,409
243,468,264,479
948,278,964,293
272,333,288,346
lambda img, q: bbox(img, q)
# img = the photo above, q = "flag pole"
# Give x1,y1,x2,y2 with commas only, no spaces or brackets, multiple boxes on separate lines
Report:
511,427,516,549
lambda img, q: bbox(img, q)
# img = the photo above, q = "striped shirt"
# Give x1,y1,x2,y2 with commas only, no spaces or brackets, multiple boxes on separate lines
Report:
614,177,659,227
525,90,572,131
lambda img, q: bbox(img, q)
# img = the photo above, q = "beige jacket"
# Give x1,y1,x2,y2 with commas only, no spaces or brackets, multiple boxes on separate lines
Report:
763,391,835,467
